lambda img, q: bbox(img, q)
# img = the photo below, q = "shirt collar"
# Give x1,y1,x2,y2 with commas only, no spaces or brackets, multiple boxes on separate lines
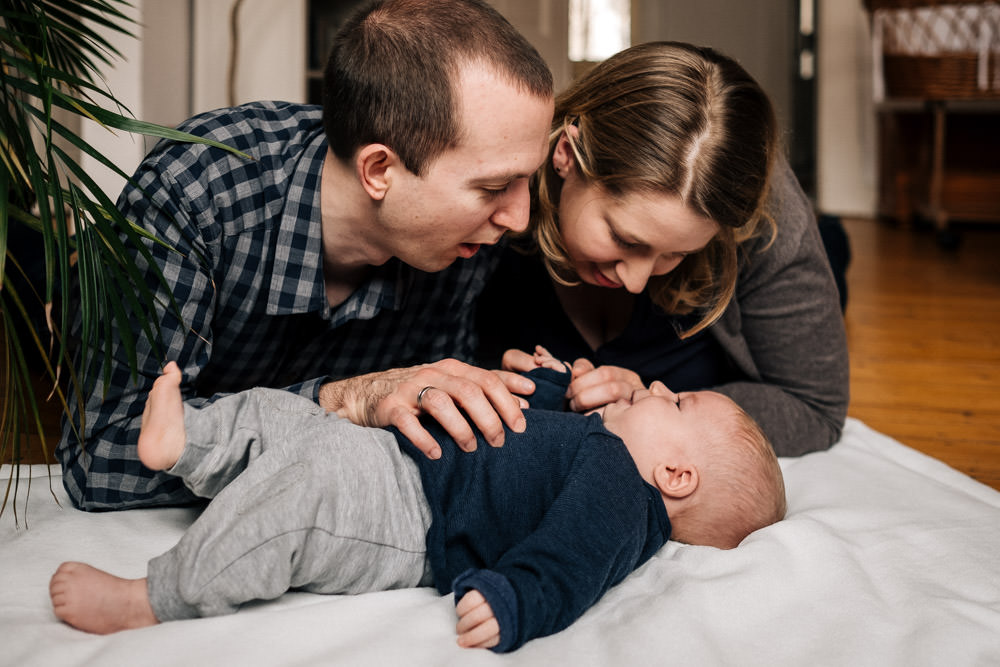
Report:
266,130,412,323
266,128,329,316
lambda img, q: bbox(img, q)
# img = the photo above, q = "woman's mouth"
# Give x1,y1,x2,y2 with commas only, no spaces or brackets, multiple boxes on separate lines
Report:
458,243,481,258
592,268,622,288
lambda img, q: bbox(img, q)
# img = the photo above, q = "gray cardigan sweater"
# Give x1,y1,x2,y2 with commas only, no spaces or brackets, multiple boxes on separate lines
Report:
710,157,849,455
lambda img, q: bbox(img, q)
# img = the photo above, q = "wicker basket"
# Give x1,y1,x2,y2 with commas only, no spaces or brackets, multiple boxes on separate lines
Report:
865,0,1000,100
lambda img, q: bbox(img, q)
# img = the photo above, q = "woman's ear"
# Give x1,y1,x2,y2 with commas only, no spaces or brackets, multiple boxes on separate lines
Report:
653,463,699,500
551,125,580,177
355,144,397,200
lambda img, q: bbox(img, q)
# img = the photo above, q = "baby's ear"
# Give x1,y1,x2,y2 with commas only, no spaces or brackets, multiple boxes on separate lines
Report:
653,463,699,499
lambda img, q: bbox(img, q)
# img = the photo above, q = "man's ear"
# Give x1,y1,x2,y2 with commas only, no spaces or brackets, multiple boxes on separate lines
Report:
355,144,397,201
551,125,580,177
653,463,699,499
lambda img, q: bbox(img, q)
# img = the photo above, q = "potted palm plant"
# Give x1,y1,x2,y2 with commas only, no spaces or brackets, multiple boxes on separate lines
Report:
1,0,244,521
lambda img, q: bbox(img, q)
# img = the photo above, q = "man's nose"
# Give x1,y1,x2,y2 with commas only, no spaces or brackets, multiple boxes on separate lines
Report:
490,180,530,233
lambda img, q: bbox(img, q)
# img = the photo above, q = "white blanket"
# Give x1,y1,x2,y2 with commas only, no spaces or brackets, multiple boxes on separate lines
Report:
2,418,999,666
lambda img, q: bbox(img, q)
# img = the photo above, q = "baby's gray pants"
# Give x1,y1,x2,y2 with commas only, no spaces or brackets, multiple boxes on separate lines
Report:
147,388,433,621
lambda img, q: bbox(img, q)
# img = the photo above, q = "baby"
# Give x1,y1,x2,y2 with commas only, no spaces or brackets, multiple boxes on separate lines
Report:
50,347,785,652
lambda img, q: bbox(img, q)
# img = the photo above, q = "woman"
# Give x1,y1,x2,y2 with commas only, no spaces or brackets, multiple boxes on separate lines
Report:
476,41,848,456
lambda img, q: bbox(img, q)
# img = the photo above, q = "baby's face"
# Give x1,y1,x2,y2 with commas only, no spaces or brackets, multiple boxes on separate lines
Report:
598,383,736,470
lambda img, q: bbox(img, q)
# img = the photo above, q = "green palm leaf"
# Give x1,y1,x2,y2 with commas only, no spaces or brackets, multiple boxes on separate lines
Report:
1,0,249,523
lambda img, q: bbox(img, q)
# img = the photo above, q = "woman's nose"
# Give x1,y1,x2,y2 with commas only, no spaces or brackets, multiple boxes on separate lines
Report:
617,256,682,293
617,258,656,294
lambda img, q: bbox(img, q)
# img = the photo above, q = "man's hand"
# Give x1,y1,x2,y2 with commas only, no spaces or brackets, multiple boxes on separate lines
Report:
455,590,500,649
565,358,645,413
317,359,532,459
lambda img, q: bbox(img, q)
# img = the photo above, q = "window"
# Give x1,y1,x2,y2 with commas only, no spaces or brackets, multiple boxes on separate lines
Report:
569,0,631,62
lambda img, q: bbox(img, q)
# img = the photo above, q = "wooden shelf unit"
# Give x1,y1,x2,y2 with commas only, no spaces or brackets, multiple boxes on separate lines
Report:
876,100,1000,229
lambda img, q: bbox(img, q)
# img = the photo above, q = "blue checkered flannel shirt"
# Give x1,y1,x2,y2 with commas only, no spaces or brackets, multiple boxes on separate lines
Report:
58,101,501,510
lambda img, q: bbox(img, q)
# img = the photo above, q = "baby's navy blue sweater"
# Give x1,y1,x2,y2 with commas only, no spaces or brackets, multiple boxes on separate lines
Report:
390,367,671,652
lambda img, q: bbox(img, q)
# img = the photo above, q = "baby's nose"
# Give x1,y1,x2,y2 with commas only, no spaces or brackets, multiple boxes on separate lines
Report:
648,381,679,403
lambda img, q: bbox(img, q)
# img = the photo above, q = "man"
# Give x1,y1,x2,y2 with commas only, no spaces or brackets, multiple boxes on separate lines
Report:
59,0,554,510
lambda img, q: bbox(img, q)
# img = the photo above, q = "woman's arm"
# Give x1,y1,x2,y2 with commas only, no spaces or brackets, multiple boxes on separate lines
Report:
710,158,849,455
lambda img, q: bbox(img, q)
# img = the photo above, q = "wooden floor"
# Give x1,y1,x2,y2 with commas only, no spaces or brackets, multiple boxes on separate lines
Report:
6,217,1000,493
843,217,1000,490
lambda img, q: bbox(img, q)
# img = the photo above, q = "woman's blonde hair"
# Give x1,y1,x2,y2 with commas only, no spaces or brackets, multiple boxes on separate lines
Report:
531,41,778,337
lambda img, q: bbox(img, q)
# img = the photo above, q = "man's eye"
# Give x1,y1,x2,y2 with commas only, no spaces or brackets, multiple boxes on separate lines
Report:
482,185,509,198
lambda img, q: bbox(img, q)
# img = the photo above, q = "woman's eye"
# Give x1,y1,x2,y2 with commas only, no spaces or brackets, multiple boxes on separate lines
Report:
610,229,639,249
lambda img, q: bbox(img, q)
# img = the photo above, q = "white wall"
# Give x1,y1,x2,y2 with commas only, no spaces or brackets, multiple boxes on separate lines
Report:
490,0,572,92
192,0,306,112
79,1,146,201
81,0,306,201
80,0,877,217
817,0,877,217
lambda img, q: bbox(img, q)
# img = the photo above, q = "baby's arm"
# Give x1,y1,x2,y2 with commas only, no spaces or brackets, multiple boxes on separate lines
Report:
455,590,500,649
500,346,572,412
450,434,659,653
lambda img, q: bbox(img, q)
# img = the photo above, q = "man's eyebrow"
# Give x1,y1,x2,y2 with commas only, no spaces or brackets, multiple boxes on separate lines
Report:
469,171,533,185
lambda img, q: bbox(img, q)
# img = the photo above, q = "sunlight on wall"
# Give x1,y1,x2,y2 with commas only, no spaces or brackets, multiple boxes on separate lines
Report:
569,0,630,61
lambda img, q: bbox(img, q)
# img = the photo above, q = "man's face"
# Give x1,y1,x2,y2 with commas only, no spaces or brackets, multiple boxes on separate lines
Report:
376,62,553,272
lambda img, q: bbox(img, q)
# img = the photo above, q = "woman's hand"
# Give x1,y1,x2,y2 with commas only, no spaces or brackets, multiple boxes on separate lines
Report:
455,590,500,649
317,359,532,459
566,359,646,412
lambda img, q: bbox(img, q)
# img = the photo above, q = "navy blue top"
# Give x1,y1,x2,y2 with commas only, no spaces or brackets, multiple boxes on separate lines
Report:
476,245,739,391
391,368,671,652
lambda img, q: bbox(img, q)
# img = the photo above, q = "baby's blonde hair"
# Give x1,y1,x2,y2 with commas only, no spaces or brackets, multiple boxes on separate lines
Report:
671,405,786,550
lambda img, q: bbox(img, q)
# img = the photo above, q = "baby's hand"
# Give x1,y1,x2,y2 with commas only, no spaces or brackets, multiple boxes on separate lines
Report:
455,590,500,649
531,345,571,373
501,345,571,375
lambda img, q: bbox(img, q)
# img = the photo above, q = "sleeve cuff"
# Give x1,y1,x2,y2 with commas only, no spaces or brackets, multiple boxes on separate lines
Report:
523,366,571,411
452,569,520,653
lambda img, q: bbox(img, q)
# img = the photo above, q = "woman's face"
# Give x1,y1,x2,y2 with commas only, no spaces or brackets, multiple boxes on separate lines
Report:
555,167,720,294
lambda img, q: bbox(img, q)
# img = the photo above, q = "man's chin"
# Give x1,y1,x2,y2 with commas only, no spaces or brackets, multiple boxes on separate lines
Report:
402,243,489,272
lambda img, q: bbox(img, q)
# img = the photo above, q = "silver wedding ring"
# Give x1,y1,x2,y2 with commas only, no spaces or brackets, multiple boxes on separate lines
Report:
416,385,436,411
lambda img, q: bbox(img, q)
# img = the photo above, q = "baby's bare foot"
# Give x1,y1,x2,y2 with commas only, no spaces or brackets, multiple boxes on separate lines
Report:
50,562,158,634
138,361,186,471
